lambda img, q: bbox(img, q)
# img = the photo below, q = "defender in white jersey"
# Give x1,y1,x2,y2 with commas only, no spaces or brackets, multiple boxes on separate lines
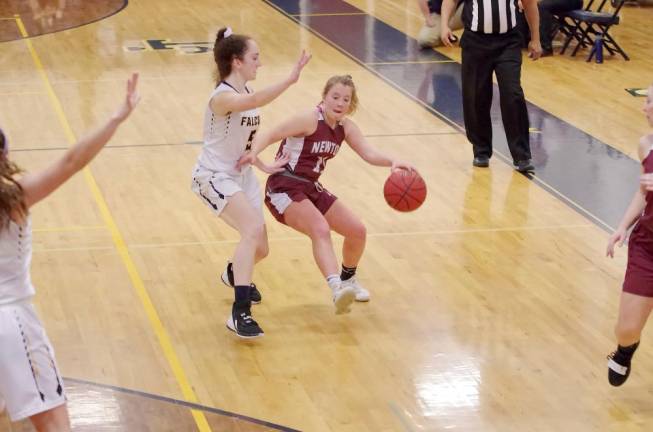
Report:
190,27,310,338
0,74,139,431
238,75,417,315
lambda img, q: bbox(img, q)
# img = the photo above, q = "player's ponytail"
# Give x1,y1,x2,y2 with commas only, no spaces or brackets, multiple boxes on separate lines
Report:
213,27,252,83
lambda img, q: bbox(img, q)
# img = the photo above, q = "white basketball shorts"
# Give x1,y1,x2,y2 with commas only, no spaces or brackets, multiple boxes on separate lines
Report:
191,164,263,216
0,300,66,421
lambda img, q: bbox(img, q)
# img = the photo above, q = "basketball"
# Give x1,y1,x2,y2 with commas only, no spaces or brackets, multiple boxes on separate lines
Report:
383,170,427,212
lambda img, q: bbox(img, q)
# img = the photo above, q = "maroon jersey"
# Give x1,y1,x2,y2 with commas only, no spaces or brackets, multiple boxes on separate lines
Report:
276,107,345,182
640,151,653,231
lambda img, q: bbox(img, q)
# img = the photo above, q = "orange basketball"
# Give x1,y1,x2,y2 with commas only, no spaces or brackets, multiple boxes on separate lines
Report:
383,170,427,212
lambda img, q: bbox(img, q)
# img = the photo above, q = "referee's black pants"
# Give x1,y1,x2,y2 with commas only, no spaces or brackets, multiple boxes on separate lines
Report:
461,28,531,163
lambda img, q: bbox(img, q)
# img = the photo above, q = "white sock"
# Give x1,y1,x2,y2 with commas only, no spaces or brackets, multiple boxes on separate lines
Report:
326,274,341,294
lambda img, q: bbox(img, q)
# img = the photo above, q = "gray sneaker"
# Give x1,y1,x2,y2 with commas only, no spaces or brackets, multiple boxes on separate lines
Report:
341,277,370,302
333,285,356,314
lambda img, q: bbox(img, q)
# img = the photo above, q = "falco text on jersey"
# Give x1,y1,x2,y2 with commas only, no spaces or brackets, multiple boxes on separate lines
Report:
241,115,260,126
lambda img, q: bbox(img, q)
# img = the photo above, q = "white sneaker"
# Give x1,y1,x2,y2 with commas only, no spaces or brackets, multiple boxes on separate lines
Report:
333,285,356,314
341,277,370,302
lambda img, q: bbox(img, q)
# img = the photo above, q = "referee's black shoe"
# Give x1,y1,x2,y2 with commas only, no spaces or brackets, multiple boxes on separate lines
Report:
472,156,490,167
514,159,535,173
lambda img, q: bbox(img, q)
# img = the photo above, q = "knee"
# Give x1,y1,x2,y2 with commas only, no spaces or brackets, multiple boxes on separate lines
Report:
307,220,332,241
348,221,367,241
240,223,265,243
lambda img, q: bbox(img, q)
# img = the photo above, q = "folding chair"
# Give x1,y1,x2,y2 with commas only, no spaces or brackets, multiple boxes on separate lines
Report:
560,0,629,61
555,0,597,54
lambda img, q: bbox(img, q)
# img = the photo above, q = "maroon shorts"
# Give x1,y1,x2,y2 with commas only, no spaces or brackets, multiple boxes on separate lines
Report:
623,222,653,297
264,173,337,224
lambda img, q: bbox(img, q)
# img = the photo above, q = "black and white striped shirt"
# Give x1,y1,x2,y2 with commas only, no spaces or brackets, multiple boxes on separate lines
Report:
463,0,519,34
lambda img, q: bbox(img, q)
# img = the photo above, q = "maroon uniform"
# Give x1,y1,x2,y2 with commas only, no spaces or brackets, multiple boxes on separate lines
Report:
623,150,653,297
265,107,344,224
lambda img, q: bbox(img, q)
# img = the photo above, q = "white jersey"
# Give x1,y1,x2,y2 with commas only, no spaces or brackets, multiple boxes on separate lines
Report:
0,218,35,305
197,81,260,176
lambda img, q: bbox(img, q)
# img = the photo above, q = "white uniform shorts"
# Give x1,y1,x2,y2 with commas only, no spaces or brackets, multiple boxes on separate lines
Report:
191,164,263,216
0,300,66,421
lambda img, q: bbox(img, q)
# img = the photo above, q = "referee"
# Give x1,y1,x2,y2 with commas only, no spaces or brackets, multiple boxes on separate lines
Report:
441,0,541,172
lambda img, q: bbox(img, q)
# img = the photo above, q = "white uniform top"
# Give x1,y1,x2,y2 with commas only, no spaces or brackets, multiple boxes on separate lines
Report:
0,218,34,305
197,81,260,176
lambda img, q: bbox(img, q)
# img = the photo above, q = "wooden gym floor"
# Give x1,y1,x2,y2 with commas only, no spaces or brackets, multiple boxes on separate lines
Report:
1,0,652,430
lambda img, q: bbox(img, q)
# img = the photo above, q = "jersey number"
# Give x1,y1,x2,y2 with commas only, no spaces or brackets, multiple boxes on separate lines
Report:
246,130,257,151
313,156,326,173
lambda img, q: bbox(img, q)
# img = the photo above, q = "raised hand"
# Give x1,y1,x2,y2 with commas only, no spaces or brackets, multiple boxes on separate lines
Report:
113,73,141,122
288,50,312,84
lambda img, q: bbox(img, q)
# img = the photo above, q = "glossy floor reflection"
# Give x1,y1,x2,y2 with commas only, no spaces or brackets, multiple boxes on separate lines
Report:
0,378,298,432
0,0,126,42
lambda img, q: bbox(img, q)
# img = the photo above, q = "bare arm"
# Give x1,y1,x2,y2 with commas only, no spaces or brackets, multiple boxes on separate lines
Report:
418,0,434,25
236,109,318,170
19,73,140,208
343,119,415,171
607,138,650,257
210,51,311,116
521,0,542,59
440,0,458,47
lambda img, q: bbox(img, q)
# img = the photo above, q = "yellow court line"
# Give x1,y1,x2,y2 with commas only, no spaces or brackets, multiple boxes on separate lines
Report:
13,15,211,432
365,60,456,65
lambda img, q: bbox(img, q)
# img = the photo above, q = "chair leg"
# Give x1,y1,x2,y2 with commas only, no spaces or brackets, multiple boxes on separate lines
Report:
603,31,630,60
572,25,592,57
559,22,577,54
562,20,583,55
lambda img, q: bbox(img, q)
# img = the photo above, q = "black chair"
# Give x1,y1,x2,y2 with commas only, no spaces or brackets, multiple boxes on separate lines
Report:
559,0,629,61
555,0,597,54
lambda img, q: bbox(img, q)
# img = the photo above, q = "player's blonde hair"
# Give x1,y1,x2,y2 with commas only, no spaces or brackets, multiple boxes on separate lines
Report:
322,75,359,115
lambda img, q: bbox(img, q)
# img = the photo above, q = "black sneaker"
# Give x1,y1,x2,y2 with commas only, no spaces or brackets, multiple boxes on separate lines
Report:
473,156,490,168
221,263,262,304
226,304,264,338
607,343,638,386
514,159,534,173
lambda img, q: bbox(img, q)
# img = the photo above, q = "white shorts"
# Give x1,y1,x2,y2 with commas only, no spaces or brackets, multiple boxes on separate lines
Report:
191,164,263,216
0,300,66,421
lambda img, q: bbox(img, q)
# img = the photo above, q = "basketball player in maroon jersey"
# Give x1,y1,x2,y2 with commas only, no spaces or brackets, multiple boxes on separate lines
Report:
238,75,416,313
605,82,653,386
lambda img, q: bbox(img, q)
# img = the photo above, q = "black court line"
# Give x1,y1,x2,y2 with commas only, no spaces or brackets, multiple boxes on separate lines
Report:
64,377,302,432
9,142,198,152
10,132,459,153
